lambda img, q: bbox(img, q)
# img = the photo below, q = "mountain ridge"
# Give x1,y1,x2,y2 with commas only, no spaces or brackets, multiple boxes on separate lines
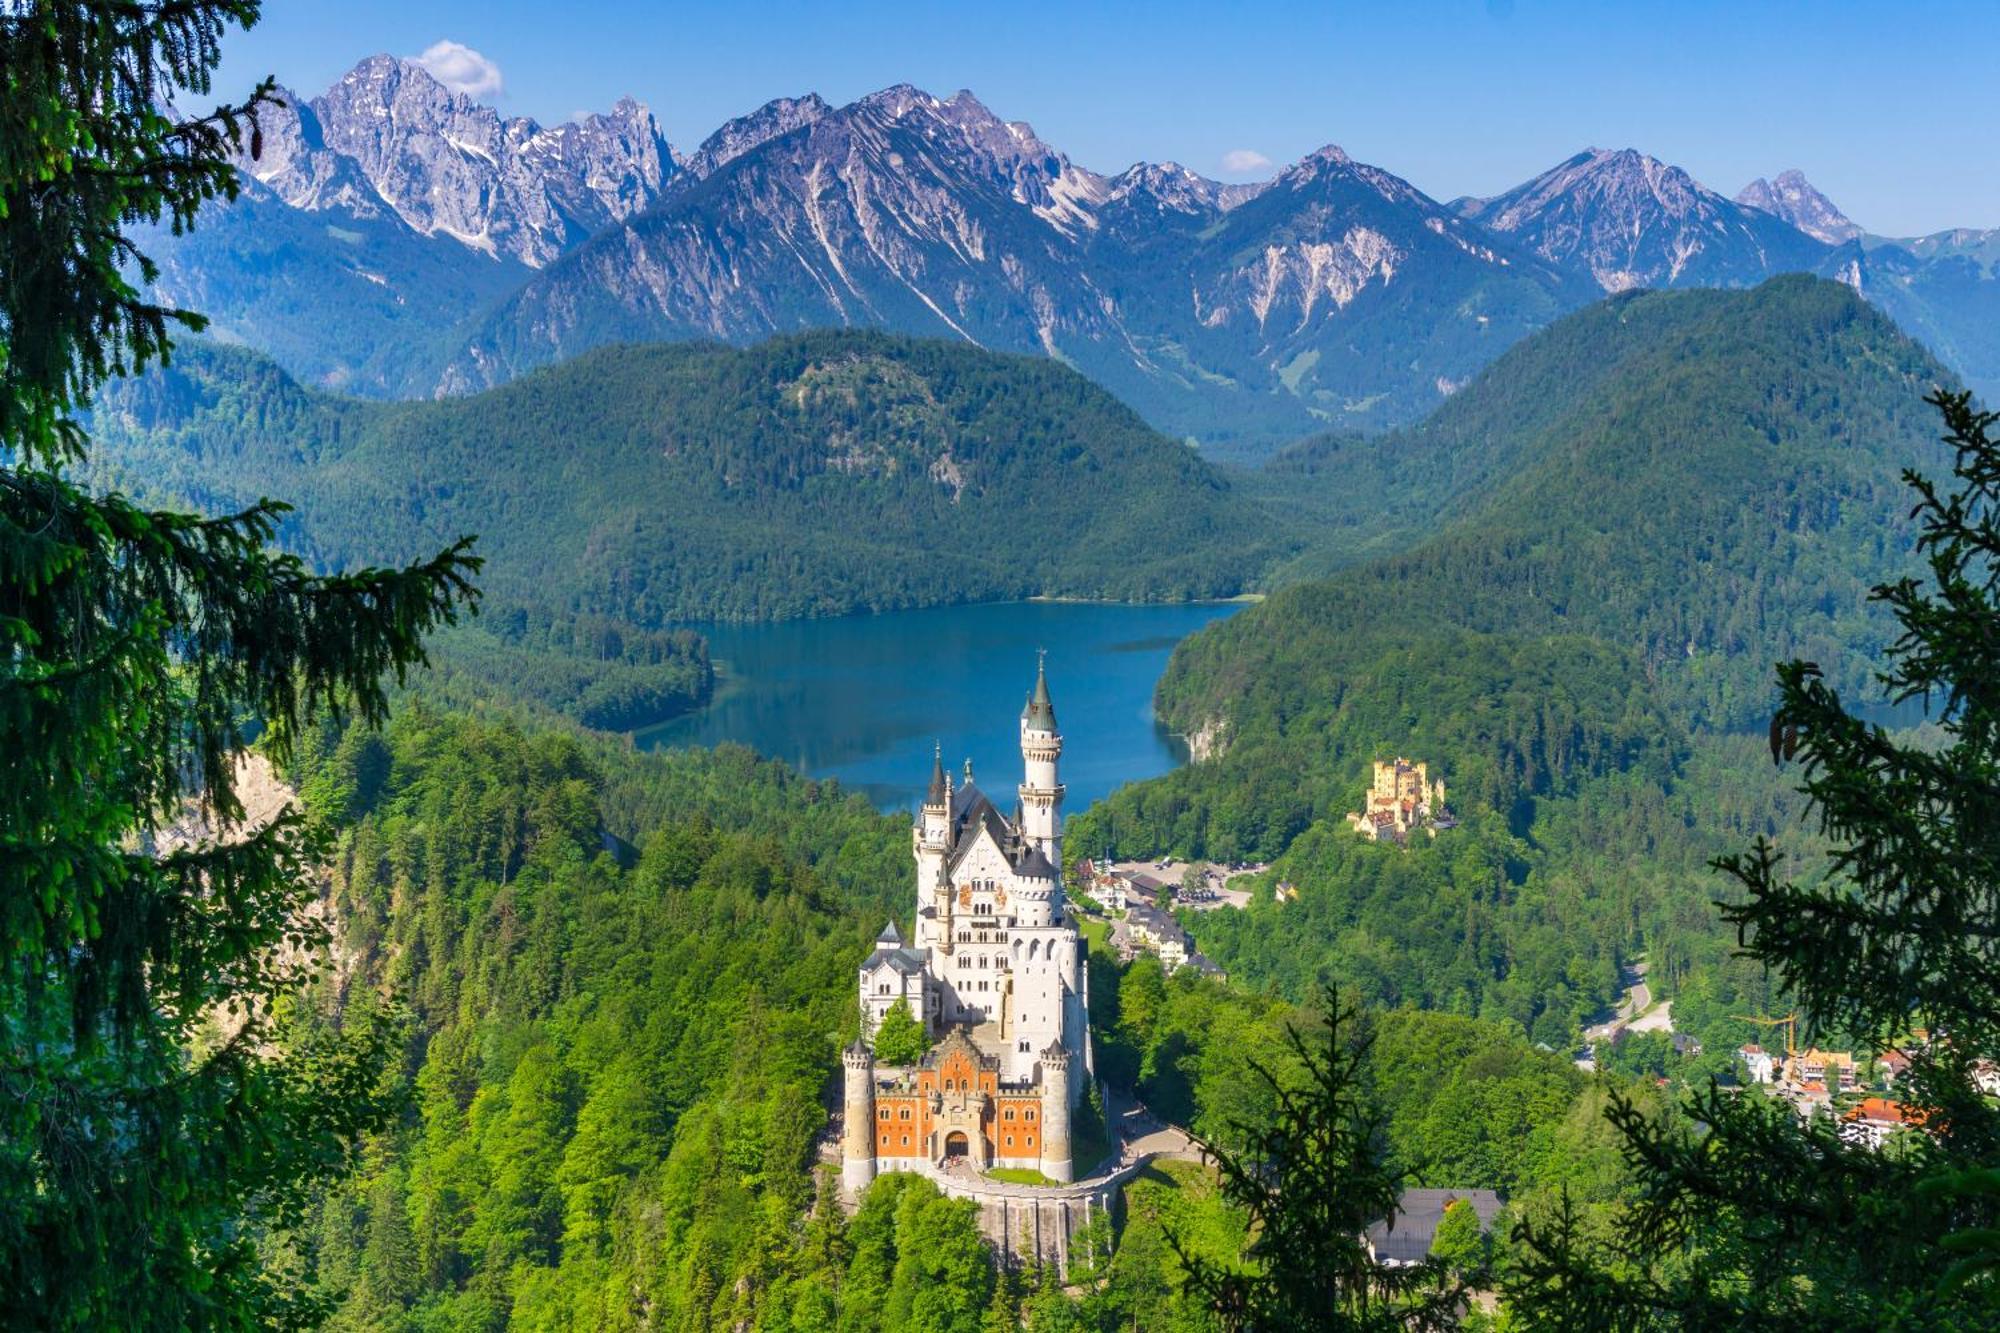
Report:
138,59,2000,455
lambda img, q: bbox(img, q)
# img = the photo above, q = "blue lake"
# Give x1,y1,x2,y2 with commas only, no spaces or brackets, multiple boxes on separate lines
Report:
635,601,1244,811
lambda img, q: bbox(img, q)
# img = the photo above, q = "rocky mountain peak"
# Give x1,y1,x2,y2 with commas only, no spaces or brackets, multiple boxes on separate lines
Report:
1736,169,1862,244
1107,161,1221,212
1103,162,1269,216
232,54,677,268
1465,146,1827,292
838,84,1106,235
679,93,830,180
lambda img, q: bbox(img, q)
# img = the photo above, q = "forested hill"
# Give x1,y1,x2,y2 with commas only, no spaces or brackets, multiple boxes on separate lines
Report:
284,703,1634,1328
1071,276,1957,1044
1232,275,1954,732
88,329,1292,624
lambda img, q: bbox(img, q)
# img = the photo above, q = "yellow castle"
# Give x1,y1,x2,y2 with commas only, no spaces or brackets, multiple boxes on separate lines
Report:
1346,758,1450,842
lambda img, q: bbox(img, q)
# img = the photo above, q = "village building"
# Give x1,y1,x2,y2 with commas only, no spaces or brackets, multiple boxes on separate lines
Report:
1737,1043,1776,1085
1365,1188,1505,1267
1842,1097,1921,1150
1100,870,1164,914
1790,1048,1860,1093
1346,757,1454,842
845,661,1092,1194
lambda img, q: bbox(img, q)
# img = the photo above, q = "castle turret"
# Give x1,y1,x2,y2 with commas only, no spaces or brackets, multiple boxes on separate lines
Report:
913,746,952,951
1039,1040,1074,1183
842,1040,877,1197
1018,656,1065,868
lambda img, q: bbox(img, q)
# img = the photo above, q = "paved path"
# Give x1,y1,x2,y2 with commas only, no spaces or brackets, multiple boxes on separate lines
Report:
1107,1085,1204,1167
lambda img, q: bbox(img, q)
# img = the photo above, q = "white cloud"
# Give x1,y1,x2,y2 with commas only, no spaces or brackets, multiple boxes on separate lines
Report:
414,40,503,99
1221,148,1274,175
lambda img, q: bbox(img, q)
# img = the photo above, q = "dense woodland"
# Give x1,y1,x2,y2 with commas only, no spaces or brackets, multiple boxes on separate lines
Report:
86,332,1290,624
83,330,1299,731
1076,277,1947,1058
276,706,1668,1330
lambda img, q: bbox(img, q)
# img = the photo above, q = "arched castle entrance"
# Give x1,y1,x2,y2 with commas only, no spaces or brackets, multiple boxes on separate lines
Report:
944,1131,970,1160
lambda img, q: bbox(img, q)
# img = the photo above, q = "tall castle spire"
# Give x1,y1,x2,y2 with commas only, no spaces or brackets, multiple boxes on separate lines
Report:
926,741,947,806
1018,653,1065,867
1022,648,1056,731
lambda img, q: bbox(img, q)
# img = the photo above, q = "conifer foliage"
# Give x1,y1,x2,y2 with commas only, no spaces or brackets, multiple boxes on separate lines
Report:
1170,985,1461,1331
1506,392,2000,1328
0,3,477,1326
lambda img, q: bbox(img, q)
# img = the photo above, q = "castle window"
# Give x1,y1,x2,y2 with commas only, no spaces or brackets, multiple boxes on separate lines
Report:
1026,1109,1036,1121
1004,1108,1015,1120
880,1109,890,1121
901,1136,910,1146
900,1108,910,1120
1005,1135,1014,1148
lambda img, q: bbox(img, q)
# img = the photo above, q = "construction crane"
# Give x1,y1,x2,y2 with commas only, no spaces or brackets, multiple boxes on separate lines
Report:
1733,1013,1799,1059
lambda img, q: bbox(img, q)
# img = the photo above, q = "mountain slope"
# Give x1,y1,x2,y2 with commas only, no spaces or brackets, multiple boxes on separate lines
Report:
1081,276,1953,862
1832,229,2000,407
1206,277,1950,728
88,330,1294,624
1068,276,1952,1043
1461,149,1832,291
444,90,1593,456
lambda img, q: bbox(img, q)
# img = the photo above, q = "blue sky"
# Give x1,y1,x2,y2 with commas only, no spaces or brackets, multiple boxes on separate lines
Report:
216,1,1998,236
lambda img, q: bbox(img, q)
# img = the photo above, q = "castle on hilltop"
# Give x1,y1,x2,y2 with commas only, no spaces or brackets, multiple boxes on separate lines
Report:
843,659,1093,1195
1347,756,1453,842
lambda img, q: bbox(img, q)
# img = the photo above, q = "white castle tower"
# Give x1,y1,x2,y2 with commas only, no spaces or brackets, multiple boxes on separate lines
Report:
857,659,1093,1090
1018,653,1065,868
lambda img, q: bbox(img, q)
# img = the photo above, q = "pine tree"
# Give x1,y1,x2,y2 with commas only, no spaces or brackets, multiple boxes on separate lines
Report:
1170,984,1462,1331
0,3,478,1325
1506,392,2000,1327
356,1171,421,1320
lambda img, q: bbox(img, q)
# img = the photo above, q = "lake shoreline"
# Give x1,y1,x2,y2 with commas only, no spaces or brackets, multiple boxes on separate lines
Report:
630,600,1245,812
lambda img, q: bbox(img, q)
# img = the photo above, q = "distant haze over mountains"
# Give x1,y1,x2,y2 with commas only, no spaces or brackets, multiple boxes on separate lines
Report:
143,54,2000,457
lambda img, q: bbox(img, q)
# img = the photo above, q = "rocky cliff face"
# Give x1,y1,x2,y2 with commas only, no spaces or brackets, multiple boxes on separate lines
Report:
1461,148,1831,291
241,54,676,268
678,93,831,181
1736,169,1863,244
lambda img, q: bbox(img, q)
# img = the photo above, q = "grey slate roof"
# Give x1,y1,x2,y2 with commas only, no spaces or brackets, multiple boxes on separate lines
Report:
1126,903,1184,941
926,745,947,805
1021,660,1057,730
864,923,927,977
1015,844,1059,880
1364,1188,1504,1265
864,946,928,977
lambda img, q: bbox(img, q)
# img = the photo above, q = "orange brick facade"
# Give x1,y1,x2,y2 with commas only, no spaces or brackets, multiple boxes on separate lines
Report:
872,1040,1044,1161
